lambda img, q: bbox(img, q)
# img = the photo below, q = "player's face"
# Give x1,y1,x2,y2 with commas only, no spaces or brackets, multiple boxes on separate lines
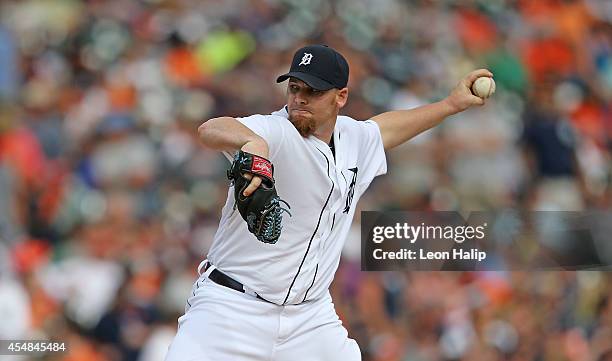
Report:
286,78,348,137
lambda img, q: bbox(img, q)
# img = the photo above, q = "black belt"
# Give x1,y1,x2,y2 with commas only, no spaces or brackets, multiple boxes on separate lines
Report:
204,263,269,302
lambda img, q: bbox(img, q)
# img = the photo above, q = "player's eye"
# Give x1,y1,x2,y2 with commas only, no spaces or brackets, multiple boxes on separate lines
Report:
309,89,326,97
289,85,300,93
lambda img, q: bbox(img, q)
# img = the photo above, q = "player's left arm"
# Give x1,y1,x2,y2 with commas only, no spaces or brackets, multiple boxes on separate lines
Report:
371,69,493,150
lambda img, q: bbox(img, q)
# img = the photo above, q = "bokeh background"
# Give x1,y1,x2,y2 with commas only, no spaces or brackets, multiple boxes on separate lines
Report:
1,0,611,360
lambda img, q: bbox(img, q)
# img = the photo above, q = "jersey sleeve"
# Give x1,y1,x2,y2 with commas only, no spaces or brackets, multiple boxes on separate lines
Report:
234,114,286,160
357,119,387,187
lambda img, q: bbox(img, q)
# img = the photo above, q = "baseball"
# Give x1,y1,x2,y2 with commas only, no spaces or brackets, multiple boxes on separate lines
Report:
471,77,496,99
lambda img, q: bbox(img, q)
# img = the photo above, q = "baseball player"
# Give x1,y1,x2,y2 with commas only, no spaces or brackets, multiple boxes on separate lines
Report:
164,44,492,361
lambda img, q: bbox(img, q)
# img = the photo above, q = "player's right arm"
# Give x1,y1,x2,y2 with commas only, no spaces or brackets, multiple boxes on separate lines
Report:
198,116,268,196
372,69,492,150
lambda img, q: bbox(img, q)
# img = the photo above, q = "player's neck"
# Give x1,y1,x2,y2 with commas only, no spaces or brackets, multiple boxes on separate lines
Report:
312,126,335,144
312,117,336,144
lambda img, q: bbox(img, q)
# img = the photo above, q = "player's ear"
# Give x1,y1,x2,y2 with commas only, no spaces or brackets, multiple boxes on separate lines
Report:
336,87,348,108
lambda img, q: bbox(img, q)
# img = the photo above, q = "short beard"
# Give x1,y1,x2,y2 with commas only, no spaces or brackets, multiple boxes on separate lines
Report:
289,114,316,137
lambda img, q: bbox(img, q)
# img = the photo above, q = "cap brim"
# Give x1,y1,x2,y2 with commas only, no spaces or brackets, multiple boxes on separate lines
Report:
276,72,335,91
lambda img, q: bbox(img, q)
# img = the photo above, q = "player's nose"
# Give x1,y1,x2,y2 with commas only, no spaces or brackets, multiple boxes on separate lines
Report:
293,92,308,105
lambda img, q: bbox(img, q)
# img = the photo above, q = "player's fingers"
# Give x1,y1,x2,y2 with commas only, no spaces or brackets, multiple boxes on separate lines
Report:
463,69,493,87
471,95,485,106
243,176,263,196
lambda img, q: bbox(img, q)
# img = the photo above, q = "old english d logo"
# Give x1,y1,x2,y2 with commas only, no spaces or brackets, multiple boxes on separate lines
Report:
299,53,313,66
343,167,358,213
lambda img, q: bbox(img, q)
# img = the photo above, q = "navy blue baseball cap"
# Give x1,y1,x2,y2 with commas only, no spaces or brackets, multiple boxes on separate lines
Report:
276,45,349,91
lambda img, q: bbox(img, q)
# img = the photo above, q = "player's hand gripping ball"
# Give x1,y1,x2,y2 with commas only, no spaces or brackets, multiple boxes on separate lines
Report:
227,151,291,244
471,77,496,99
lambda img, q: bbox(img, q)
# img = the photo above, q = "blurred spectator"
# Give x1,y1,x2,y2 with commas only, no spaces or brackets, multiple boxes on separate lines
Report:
0,24,19,100
522,81,588,210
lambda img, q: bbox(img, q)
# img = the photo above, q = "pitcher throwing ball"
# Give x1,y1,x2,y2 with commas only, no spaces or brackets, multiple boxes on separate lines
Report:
165,44,493,361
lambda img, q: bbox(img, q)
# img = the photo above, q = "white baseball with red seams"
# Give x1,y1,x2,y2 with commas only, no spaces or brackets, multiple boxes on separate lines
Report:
164,106,386,361
471,77,496,98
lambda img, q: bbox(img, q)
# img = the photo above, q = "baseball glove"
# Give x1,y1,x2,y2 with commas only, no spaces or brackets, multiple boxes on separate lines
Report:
227,150,291,244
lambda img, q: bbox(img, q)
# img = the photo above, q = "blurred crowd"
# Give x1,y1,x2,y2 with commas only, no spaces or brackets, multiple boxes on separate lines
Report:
0,0,611,360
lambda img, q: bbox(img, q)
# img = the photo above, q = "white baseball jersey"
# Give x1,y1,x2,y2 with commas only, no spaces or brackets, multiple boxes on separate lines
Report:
207,107,386,305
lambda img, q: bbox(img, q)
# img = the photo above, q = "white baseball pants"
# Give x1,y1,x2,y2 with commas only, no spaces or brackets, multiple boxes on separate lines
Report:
164,263,361,361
